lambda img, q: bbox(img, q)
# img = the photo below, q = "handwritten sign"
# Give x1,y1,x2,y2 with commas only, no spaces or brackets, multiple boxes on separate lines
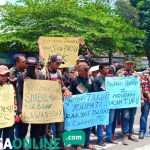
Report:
41,37,79,68
22,80,64,123
0,85,14,128
105,76,141,109
64,91,109,130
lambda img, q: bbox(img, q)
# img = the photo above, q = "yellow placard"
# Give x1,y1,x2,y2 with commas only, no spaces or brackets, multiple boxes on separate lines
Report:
41,37,79,68
0,85,14,128
22,79,64,124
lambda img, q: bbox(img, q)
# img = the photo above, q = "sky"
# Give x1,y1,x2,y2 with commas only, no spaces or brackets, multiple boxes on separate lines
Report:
0,0,16,5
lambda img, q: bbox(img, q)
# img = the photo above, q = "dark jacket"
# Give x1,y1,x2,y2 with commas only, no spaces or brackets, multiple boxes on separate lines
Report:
16,72,43,114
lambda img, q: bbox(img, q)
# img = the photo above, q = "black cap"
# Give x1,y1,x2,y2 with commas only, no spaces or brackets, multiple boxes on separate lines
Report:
125,57,135,63
50,55,64,64
26,57,38,64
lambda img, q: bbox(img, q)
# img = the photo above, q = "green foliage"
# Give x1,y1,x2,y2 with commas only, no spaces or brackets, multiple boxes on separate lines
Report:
130,0,150,60
0,0,145,55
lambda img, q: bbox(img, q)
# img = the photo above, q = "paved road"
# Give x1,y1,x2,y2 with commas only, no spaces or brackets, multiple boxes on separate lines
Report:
18,107,150,150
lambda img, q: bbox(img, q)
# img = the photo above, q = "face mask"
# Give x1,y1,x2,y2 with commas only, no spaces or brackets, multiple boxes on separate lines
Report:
27,66,36,78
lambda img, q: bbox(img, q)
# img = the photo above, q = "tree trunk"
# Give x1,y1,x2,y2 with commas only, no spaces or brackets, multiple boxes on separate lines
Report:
109,49,113,65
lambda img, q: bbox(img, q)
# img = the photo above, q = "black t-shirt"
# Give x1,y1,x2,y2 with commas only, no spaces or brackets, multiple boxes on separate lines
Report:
95,75,106,91
16,72,43,113
69,76,97,95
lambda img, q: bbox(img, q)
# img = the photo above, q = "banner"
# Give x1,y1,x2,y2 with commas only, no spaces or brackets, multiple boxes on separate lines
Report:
22,80,64,123
64,91,109,130
105,76,141,109
41,37,79,68
0,85,14,128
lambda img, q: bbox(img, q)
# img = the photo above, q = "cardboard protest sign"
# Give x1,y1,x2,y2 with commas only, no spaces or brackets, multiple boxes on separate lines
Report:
41,37,79,68
64,91,109,130
22,80,64,123
105,76,141,109
0,85,14,128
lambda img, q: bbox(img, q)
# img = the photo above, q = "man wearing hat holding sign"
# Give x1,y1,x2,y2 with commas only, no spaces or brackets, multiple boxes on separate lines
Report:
42,54,72,150
116,57,144,145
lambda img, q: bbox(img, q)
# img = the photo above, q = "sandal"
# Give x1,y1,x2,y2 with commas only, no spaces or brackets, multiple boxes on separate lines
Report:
84,144,96,150
112,134,116,140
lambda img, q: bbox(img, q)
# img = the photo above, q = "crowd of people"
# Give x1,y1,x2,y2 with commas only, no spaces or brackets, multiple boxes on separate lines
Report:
0,37,149,150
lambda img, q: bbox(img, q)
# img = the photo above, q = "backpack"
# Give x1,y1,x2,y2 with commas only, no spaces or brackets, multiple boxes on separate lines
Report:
22,71,43,80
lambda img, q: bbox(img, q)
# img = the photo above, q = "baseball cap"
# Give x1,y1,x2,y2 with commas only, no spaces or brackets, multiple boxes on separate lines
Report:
0,65,10,75
26,57,38,65
50,55,64,64
125,57,135,63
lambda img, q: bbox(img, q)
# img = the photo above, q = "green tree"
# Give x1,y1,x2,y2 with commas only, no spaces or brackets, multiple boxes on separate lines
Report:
0,0,145,56
129,0,150,63
137,0,150,63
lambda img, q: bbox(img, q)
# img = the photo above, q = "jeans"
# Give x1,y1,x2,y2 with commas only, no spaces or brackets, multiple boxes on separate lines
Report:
112,109,117,135
91,126,96,133
112,109,121,134
97,109,115,142
83,127,91,145
0,126,14,150
51,123,56,135
121,107,137,135
139,100,150,134
117,109,121,125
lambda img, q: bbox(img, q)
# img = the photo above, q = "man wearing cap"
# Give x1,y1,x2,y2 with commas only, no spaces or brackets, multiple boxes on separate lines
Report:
41,54,72,150
16,57,44,150
116,57,144,145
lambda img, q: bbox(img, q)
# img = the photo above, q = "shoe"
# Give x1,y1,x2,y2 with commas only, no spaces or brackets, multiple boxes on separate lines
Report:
139,133,144,139
122,135,128,145
106,139,118,144
129,134,138,142
112,134,116,140
97,141,106,146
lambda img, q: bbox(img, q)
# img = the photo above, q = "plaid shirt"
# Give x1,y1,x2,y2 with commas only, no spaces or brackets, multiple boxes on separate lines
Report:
116,68,136,77
140,69,150,98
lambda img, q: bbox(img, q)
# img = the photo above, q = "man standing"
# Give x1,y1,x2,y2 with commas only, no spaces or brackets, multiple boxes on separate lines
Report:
95,63,118,146
69,62,97,150
9,54,26,138
17,57,44,150
139,68,150,139
42,54,72,150
116,57,144,145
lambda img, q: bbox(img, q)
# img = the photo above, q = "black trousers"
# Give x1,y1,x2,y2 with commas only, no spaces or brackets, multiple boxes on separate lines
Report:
18,122,41,150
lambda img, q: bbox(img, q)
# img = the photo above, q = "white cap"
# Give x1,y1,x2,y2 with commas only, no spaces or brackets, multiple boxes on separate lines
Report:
89,65,99,72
